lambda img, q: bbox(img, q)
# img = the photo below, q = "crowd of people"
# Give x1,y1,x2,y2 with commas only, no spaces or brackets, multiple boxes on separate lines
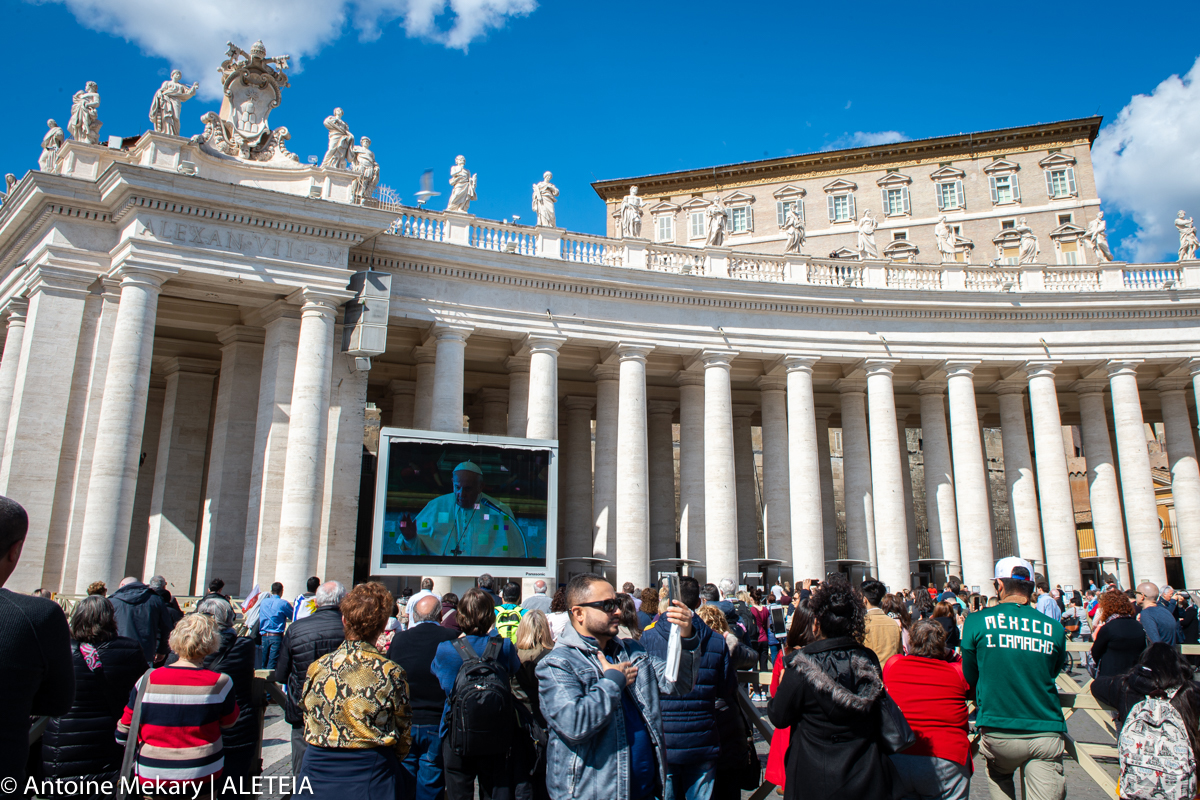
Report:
3,488,1199,800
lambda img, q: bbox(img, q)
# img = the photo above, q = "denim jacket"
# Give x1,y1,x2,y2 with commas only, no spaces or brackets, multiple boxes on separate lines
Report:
536,623,699,800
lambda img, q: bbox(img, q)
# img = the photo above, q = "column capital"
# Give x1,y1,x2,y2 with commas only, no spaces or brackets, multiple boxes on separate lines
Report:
216,324,266,346
566,395,597,412
1022,360,1062,379
915,380,947,396
160,356,221,378
700,349,737,369
863,358,901,378
26,264,99,298
783,354,820,374
990,380,1028,397
814,406,835,422
732,403,757,419
523,333,568,354
2,298,28,326
414,344,439,365
674,369,706,387
1070,380,1108,395
754,375,788,391
648,399,678,416
592,363,621,381
832,378,867,394
112,261,179,289
615,342,654,362
430,323,473,344
504,354,530,373
244,298,302,327
388,379,416,397
286,285,355,315
1152,377,1192,394
477,386,509,404
1106,359,1143,379
941,359,981,379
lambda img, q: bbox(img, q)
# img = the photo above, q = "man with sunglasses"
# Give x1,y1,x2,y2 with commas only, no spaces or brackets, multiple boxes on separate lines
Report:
537,573,699,800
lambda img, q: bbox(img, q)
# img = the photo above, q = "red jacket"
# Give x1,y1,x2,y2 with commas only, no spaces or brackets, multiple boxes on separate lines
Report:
882,654,971,767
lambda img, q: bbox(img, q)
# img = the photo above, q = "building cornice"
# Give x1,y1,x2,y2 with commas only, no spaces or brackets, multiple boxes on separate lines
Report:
590,117,1102,201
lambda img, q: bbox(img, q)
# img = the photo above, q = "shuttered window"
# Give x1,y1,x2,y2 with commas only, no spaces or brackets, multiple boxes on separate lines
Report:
936,180,964,210
882,187,909,216
1046,168,1077,198
776,199,804,225
989,175,1020,205
655,214,674,243
827,193,855,222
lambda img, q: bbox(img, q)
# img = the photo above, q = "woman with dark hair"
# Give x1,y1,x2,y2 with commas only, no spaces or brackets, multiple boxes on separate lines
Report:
1090,591,1147,678
882,593,912,655
768,577,894,799
615,593,641,640
298,582,411,800
912,589,935,621
440,592,460,632
431,588,521,800
546,586,569,641
637,587,658,630
40,595,148,794
1091,642,1200,737
883,620,972,799
764,600,817,791
930,600,961,653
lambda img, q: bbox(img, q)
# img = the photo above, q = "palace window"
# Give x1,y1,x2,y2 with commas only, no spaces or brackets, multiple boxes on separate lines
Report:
893,231,907,240
1001,219,1016,230
883,187,909,217
689,211,705,240
937,180,964,211
655,214,674,243
776,199,804,225
1060,241,1079,265
728,205,752,233
989,174,1020,205
1046,168,1077,198
827,193,855,223
1058,213,1073,225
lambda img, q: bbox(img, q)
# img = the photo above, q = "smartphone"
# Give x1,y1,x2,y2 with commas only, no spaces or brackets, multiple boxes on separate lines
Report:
771,606,787,636
662,574,681,612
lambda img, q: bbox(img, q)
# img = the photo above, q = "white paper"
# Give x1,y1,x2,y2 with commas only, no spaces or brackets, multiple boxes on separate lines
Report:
665,621,682,682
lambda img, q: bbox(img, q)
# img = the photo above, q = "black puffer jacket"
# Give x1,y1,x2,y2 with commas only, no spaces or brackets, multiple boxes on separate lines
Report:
40,637,148,784
109,582,173,664
151,587,184,627
767,636,892,800
273,606,344,726
166,627,258,750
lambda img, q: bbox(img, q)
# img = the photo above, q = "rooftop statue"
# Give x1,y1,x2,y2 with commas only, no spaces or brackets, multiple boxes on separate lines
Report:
532,171,558,227
350,136,379,205
68,82,102,144
39,120,64,174
1085,211,1113,263
0,174,15,206
857,209,879,259
321,108,354,169
617,185,643,239
1177,211,1198,262
446,156,477,213
705,195,727,247
1017,218,1040,264
781,204,805,255
193,40,297,165
149,70,198,137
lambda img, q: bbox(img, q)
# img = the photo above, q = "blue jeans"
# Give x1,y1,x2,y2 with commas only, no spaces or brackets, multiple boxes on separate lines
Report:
889,754,971,800
400,724,444,800
261,633,283,671
667,760,715,800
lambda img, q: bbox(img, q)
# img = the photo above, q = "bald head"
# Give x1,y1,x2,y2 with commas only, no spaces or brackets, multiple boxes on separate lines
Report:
411,594,443,623
1137,582,1160,608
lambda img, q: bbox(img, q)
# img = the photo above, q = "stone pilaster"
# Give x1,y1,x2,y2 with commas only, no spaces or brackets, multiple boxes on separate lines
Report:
0,299,29,464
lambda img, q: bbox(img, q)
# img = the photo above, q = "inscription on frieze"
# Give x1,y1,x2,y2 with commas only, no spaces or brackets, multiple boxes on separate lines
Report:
135,216,339,266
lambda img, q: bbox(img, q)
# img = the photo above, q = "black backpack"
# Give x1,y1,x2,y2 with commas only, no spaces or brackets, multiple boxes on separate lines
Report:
448,637,517,758
733,600,759,644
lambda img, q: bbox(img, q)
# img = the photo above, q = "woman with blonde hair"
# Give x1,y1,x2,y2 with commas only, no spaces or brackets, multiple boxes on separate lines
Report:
512,610,553,800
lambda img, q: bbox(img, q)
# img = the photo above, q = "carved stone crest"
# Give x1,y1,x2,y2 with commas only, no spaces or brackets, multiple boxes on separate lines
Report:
193,40,299,166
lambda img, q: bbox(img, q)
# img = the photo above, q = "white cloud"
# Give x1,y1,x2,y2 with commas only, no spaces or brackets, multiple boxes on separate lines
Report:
1093,56,1200,262
822,131,908,151
36,0,536,100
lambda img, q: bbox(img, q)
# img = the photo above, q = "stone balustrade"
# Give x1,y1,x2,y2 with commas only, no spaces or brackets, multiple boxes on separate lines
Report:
384,205,1197,293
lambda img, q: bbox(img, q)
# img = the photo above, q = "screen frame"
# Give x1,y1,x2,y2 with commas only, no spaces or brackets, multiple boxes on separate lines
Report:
371,427,559,580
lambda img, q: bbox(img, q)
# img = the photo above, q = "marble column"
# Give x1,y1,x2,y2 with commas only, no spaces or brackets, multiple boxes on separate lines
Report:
648,400,677,566
917,382,961,576
677,371,706,577
506,356,531,438
732,404,760,566
0,267,95,591
76,264,176,592
838,380,876,570
1025,362,1081,588
1074,382,1131,587
242,302,301,593
785,358,824,580
564,396,595,570
316,346,369,584
899,412,920,573
388,379,416,428
615,345,652,589
478,388,508,435
274,289,346,602
429,326,471,433
527,336,565,440
592,364,619,572
126,381,165,579
1108,361,1167,585
195,327,264,591
411,345,437,430
142,357,219,584
1156,379,1200,587
756,376,791,566
864,360,909,590
0,299,28,462
995,381,1045,568
944,362,994,593
815,407,838,568
703,351,739,585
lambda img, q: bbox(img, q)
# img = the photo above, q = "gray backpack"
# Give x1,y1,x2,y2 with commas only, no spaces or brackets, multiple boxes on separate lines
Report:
1118,691,1196,800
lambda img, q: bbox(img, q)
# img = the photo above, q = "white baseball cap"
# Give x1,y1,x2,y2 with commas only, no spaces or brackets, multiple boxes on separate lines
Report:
994,556,1035,581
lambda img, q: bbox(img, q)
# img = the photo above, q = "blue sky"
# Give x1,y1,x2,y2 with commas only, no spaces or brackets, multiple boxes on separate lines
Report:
5,0,1200,261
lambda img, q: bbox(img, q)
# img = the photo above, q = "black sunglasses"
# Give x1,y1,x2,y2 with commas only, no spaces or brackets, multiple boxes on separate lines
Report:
574,599,622,614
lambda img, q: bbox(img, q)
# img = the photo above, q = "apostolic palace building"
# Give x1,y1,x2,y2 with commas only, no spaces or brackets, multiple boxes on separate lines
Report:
2,42,1199,600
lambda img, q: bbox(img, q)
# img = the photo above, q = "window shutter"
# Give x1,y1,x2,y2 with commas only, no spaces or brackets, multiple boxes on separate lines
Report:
747,206,754,231
989,176,998,204
1067,167,1076,195
1012,174,1021,202
725,208,733,232
902,186,910,214
827,195,836,222
936,183,945,211
955,180,964,209
1045,170,1055,197
881,188,889,214
776,201,784,227
798,199,805,222
848,193,856,220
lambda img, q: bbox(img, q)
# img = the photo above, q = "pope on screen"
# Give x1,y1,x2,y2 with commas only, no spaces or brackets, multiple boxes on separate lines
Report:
394,461,528,558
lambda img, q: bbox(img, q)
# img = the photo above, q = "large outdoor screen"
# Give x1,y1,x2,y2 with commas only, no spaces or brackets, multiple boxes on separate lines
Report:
371,429,557,579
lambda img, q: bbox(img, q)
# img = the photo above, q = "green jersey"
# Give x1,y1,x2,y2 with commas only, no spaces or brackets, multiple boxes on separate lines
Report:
961,599,1067,733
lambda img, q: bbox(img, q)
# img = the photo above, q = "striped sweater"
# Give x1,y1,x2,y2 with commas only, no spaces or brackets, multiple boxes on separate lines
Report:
115,665,239,786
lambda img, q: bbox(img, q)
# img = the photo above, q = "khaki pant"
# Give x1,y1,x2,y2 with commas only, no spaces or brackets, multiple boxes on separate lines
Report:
979,733,1066,800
